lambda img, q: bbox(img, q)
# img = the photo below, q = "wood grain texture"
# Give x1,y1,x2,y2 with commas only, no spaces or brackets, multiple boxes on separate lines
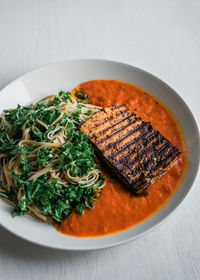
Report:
0,0,200,279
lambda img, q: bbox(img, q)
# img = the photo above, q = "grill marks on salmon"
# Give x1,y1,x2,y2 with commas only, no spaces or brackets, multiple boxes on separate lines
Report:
80,104,181,193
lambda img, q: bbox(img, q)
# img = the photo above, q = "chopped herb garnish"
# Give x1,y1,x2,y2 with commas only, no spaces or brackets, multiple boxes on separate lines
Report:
75,90,88,100
59,90,72,101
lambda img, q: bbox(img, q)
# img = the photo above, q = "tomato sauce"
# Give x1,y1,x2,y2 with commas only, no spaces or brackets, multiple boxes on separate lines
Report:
55,80,186,237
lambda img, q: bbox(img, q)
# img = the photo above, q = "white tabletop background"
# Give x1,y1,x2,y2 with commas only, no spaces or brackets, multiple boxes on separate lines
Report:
0,1,200,279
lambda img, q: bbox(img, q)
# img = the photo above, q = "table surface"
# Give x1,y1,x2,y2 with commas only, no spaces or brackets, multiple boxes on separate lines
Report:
0,1,200,279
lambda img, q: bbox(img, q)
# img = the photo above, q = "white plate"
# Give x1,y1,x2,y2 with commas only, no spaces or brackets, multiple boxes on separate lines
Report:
0,59,199,251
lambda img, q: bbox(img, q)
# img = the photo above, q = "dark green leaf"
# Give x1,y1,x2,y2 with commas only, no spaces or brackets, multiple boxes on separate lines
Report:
58,91,72,101
75,90,88,100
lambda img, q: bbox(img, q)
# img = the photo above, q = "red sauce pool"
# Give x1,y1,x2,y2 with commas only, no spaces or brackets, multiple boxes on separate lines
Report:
55,80,186,237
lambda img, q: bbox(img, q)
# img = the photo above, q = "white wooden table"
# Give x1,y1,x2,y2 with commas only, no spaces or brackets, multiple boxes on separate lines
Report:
0,1,200,279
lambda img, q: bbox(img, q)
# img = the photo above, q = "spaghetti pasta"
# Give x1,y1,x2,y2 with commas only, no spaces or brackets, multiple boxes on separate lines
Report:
0,90,105,222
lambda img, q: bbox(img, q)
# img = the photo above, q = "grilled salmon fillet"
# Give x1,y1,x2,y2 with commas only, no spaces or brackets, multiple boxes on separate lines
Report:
80,104,181,193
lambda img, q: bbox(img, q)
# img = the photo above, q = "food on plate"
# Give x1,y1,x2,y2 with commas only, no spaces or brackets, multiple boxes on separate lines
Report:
55,80,186,237
0,91,105,222
0,79,186,238
80,104,180,193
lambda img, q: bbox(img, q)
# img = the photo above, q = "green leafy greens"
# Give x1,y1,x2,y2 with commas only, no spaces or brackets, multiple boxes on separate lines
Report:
0,91,104,222
75,90,88,100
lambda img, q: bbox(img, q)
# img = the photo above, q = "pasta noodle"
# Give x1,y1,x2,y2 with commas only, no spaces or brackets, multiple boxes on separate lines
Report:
0,92,105,221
